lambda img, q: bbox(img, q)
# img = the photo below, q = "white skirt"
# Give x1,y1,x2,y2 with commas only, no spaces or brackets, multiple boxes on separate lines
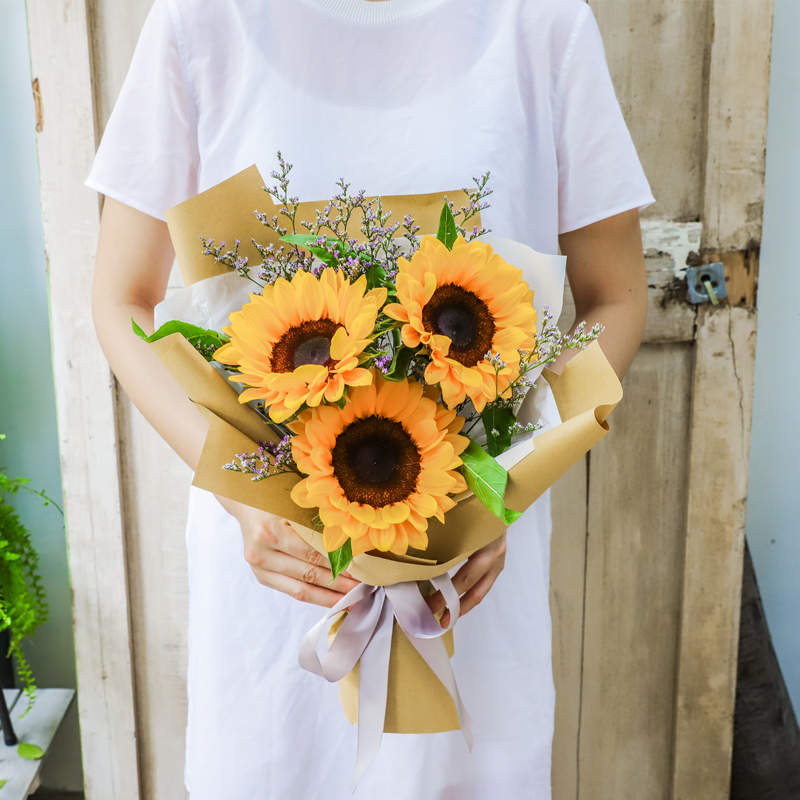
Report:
183,485,555,800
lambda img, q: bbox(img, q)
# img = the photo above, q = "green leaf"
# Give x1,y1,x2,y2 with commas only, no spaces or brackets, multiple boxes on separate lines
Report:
460,440,522,525
365,263,386,289
383,345,417,382
480,404,516,457
132,318,229,362
328,539,353,582
17,742,44,760
0,778,6,788
436,202,458,250
280,233,340,266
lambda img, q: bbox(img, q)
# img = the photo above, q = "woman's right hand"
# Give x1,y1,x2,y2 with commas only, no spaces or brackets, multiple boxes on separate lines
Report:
221,497,361,608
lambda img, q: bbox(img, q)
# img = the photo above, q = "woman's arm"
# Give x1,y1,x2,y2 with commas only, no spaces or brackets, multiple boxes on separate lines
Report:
551,207,648,380
428,206,648,625
92,198,359,605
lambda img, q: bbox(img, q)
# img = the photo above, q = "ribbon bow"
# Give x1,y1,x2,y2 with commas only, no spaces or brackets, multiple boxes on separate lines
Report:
298,575,473,788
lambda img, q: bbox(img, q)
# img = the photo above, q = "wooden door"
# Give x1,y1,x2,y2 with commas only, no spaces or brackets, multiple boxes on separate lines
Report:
26,1,772,797
550,3,770,799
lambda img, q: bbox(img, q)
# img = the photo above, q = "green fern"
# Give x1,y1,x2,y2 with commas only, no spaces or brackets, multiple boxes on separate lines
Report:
0,435,58,718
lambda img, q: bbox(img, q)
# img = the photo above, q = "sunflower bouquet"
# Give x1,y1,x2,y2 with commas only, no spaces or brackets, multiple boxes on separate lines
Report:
141,157,622,779
141,154,601,577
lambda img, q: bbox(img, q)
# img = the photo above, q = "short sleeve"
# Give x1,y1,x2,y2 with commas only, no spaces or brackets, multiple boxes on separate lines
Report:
85,0,199,221
555,5,655,234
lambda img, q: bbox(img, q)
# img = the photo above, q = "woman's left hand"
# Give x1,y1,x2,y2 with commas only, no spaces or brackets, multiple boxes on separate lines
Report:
424,531,507,628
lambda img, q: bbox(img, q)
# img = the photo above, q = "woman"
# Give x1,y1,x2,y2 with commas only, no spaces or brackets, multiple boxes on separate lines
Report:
88,0,653,797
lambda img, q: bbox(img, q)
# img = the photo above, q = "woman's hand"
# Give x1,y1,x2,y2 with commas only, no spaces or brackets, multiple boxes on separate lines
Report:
222,498,361,608
424,532,507,627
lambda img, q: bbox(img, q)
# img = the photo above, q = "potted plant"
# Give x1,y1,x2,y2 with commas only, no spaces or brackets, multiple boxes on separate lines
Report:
0,433,59,745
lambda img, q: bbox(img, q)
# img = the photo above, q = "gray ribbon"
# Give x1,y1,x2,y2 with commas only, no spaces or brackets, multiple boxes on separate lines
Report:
298,575,474,789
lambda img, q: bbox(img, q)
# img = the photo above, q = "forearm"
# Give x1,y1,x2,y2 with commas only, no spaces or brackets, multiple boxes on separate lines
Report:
549,297,646,380
554,208,649,381
93,298,208,471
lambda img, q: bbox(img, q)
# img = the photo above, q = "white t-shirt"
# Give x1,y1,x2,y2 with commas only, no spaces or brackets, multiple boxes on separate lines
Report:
86,2,654,798
86,0,654,257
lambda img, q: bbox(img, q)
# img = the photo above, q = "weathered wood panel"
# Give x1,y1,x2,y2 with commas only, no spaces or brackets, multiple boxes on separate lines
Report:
670,0,771,795
672,305,758,799
579,343,693,798
550,457,589,800
86,1,192,796
115,397,191,800
701,0,773,252
592,0,713,223
25,1,140,797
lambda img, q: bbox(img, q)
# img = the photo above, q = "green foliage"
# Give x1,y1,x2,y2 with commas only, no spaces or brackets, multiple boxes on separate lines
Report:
328,539,353,582
436,202,458,250
460,440,522,525
480,405,516,457
0,436,60,719
17,742,44,760
383,345,418,382
132,317,229,361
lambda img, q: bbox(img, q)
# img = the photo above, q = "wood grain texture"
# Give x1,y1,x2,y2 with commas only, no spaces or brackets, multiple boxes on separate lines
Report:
550,457,589,800
25,1,141,797
86,1,191,797
579,343,693,799
671,305,758,800
702,0,774,251
115,396,192,800
591,0,712,222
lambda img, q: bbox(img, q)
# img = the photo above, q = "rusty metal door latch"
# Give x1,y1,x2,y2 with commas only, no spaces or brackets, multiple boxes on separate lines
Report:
686,262,727,305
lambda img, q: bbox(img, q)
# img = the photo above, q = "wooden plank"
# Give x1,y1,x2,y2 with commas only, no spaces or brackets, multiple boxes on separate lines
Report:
671,305,758,800
0,689,75,799
592,0,712,222
87,1,191,796
116,398,191,800
670,0,771,794
701,0,773,252
550,457,589,800
24,1,141,798
86,0,154,130
578,343,693,798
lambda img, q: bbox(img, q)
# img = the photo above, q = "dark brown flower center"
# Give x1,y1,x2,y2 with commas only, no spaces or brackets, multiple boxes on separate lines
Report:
331,415,421,507
270,318,342,373
422,283,496,367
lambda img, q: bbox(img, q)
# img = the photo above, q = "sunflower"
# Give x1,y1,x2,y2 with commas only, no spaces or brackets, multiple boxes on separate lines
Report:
214,269,387,422
288,376,468,557
383,236,537,411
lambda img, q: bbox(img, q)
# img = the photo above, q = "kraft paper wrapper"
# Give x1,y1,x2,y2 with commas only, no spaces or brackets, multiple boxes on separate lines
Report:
329,612,457,733
165,164,478,287
155,333,620,733
172,334,622,585
155,173,622,734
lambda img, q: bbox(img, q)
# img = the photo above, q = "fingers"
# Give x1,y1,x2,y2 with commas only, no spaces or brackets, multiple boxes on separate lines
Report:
440,570,498,628
424,536,507,624
263,549,359,595
251,567,347,609
242,516,361,604
424,553,491,616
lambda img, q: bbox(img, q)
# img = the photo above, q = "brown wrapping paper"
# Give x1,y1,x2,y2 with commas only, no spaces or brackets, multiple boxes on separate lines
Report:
165,164,478,287
154,173,623,734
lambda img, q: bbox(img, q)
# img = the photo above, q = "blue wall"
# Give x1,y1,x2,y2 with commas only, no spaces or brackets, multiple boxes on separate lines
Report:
745,0,800,713
0,0,82,790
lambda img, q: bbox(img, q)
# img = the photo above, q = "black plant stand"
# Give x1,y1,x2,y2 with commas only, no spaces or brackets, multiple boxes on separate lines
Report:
0,627,17,745
0,683,17,745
